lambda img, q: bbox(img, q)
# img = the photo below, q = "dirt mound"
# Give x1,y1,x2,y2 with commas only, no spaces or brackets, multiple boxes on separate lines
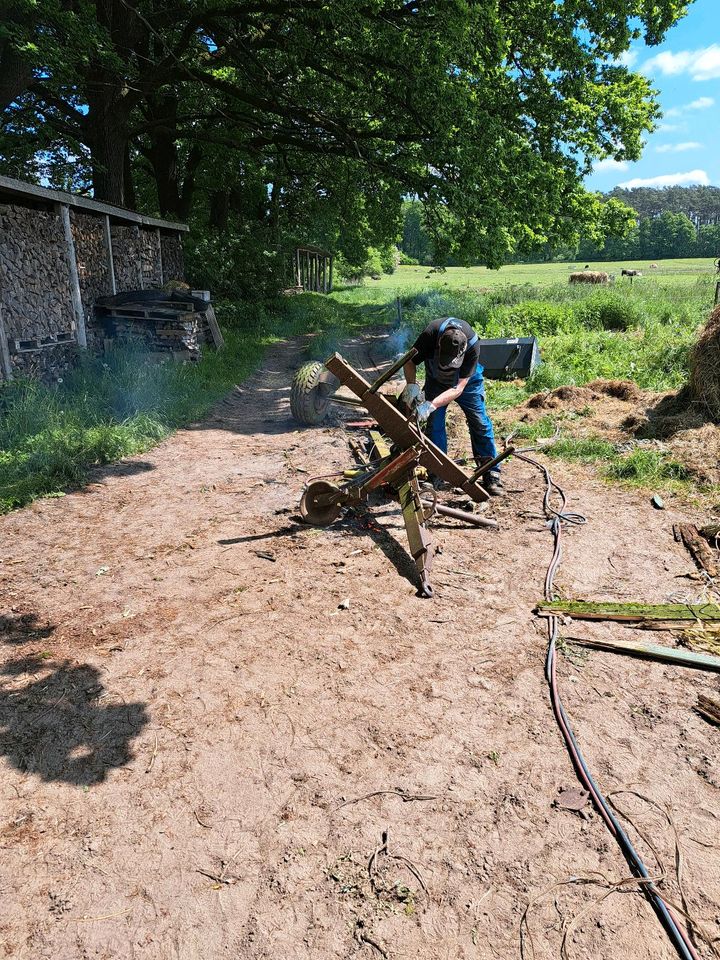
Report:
690,305,720,421
586,379,644,402
526,385,600,409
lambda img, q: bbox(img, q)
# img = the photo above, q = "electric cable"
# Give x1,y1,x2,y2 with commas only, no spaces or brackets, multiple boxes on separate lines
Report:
516,448,701,960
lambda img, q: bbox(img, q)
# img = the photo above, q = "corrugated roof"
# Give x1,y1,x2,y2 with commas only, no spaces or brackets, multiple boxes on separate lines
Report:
0,175,189,232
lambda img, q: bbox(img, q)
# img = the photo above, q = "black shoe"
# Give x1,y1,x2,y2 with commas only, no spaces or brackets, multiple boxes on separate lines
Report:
484,470,504,497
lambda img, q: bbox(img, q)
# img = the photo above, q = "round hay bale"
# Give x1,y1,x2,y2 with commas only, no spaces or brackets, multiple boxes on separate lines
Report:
690,305,720,421
569,271,609,284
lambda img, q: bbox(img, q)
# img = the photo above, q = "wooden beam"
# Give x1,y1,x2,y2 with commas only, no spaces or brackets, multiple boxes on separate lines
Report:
58,204,87,348
0,174,189,232
329,255,334,292
157,228,164,286
324,352,489,502
537,600,720,623
103,215,116,295
0,302,13,380
568,636,720,673
134,225,144,290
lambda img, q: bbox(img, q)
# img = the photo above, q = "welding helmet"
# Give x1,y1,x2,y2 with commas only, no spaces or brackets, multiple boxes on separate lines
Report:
437,324,468,370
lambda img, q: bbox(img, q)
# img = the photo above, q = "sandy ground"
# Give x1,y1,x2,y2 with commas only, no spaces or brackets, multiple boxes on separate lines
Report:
1,330,719,960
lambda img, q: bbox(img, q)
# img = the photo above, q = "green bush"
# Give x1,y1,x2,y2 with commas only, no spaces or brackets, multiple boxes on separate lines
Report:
496,300,573,336
575,292,643,330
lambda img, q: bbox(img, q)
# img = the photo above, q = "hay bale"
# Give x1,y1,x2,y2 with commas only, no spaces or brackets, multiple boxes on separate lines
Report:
690,305,720,421
569,271,609,284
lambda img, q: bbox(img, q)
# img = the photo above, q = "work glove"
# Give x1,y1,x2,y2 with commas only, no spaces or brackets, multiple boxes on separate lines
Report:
399,383,421,408
416,400,436,422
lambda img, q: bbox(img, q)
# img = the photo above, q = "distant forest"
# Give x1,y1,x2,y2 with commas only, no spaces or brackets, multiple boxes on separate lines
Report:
400,186,720,267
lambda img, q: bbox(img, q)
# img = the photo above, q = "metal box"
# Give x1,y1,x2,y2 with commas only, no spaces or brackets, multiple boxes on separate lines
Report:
477,337,540,380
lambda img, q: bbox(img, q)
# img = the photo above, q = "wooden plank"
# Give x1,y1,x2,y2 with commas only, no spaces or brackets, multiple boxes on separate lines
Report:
568,636,720,672
157,227,164,286
58,204,87,348
674,522,720,578
324,352,488,502
103,215,116,295
135,225,144,290
538,600,720,622
204,303,224,349
0,302,13,380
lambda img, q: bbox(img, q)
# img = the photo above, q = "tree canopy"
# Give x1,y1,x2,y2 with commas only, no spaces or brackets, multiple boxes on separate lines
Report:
0,0,694,285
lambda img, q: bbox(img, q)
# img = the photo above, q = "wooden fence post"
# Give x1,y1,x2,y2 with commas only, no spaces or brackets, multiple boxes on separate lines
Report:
134,225,144,290
58,203,87,348
103,215,116,295
157,228,164,287
0,302,13,380
329,255,334,292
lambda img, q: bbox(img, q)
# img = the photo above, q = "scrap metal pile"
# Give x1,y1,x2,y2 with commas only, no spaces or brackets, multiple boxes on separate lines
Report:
290,348,512,597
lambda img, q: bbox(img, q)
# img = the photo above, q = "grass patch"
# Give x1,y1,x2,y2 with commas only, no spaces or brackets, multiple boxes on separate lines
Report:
0,294,382,513
603,448,692,485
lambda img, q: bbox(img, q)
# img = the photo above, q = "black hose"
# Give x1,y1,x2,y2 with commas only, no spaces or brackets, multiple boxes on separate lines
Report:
517,450,699,960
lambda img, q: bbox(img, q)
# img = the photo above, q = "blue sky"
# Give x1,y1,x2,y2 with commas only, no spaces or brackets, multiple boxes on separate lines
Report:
585,0,719,193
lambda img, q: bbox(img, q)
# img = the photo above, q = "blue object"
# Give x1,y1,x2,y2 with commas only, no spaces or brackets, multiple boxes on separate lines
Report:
424,368,498,466
438,316,479,347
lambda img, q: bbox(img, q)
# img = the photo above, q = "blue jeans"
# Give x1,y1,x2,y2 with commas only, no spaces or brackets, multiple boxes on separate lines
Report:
424,370,498,465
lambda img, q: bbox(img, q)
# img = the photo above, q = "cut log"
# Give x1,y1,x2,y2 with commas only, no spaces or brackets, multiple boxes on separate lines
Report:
568,636,720,672
673,523,720,578
696,694,720,726
537,600,720,623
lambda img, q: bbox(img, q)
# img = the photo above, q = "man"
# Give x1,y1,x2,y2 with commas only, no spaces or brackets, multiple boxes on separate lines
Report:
401,316,502,496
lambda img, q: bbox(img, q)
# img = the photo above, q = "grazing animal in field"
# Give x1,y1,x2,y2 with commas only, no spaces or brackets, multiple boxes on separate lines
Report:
569,271,609,284
621,269,642,277
650,263,658,269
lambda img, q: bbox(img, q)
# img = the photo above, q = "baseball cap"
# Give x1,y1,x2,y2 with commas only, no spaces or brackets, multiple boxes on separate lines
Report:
438,325,468,369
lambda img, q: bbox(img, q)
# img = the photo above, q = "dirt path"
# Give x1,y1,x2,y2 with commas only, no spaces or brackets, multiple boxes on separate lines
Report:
1,330,718,960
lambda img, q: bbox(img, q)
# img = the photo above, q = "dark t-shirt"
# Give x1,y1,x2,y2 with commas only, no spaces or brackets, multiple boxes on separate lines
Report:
412,317,482,386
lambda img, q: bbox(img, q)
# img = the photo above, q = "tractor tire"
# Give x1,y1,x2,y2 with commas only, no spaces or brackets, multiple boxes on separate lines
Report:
290,361,335,425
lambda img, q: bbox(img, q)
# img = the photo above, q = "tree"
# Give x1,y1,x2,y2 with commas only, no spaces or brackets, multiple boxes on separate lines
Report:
1,0,693,275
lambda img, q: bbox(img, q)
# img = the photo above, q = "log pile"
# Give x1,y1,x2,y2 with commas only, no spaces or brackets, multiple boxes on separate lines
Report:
93,293,213,361
0,204,74,339
161,234,184,283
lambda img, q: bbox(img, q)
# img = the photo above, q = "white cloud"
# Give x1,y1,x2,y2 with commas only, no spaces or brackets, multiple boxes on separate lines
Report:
655,141,703,154
688,96,715,110
657,123,682,133
643,45,720,81
618,169,710,189
594,157,629,172
664,97,713,118
615,50,639,68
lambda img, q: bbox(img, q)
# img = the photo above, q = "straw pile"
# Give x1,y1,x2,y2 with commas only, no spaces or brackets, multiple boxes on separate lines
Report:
689,305,720,421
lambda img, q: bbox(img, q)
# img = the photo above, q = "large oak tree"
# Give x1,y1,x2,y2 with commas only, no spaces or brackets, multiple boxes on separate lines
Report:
0,0,693,268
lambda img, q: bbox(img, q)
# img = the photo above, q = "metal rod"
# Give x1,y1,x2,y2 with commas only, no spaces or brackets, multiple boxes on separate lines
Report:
421,501,498,529
469,445,515,482
328,396,365,407
367,347,418,394
362,447,418,493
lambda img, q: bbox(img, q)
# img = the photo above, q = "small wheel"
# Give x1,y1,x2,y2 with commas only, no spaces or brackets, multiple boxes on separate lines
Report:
300,480,343,525
418,580,434,599
290,361,337,425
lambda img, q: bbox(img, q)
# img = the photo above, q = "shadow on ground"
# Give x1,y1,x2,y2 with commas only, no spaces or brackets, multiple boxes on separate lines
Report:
0,653,149,786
